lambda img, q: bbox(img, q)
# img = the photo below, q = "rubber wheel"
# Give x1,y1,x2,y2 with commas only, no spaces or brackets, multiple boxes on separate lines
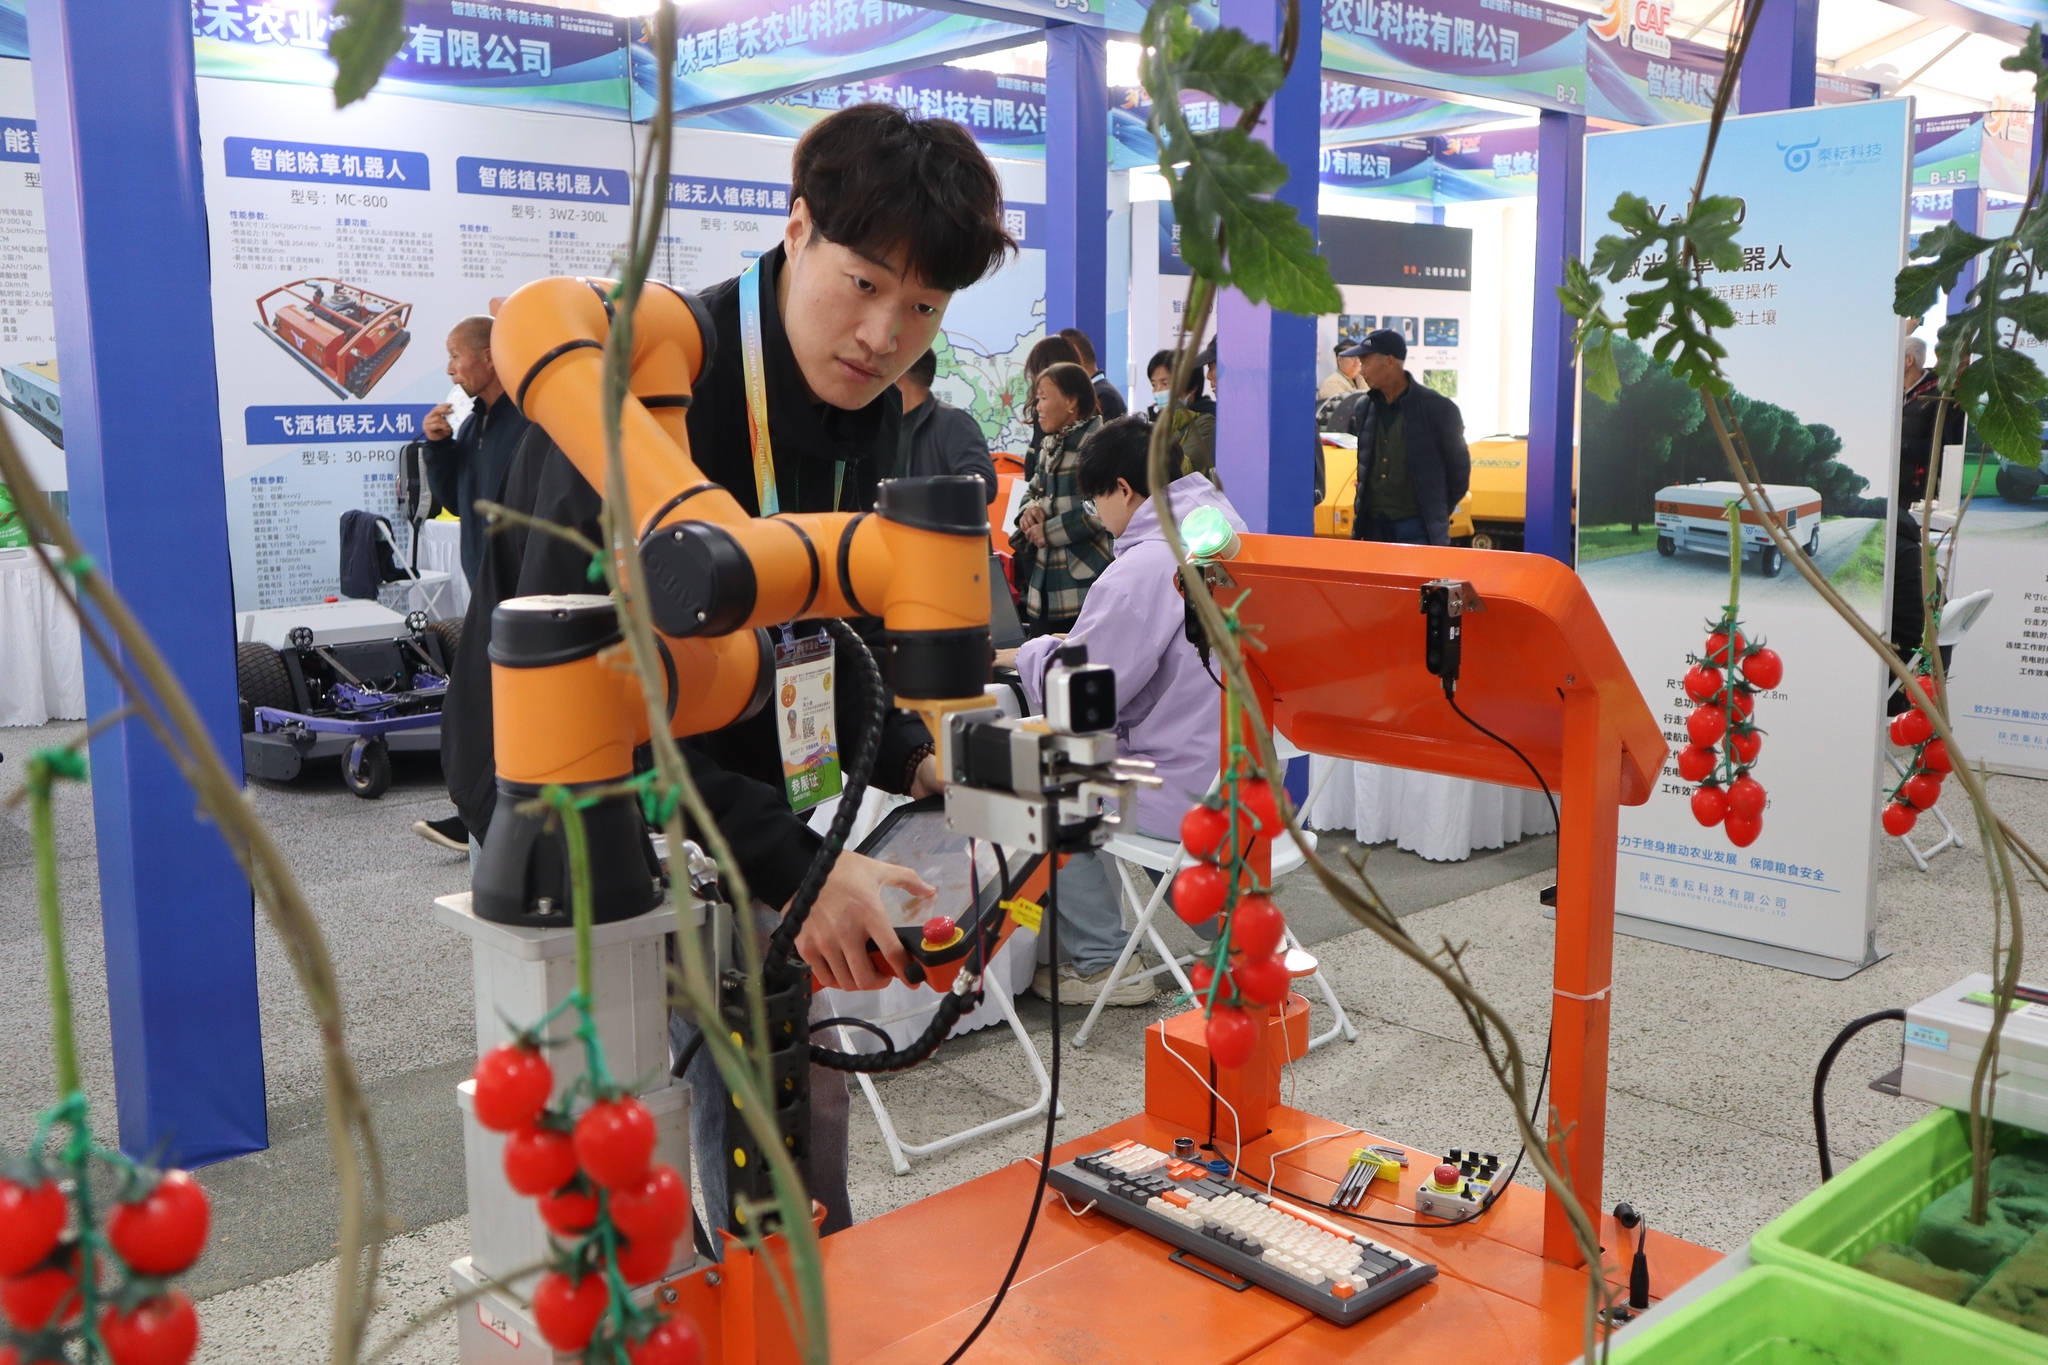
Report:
429,616,463,676
1760,545,1782,578
1470,533,1495,551
1657,535,1675,557
342,737,391,799
1808,527,1820,555
236,641,293,733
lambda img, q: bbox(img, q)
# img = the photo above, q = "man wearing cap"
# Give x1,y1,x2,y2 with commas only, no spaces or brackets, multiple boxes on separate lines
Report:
1317,341,1365,402
1343,328,1469,545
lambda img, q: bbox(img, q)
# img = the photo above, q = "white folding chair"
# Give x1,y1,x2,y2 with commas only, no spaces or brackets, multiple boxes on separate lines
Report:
375,517,456,619
1885,588,1993,872
1077,735,1357,1051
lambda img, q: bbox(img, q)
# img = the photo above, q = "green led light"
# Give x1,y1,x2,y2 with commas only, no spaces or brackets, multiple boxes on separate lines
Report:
1180,505,1240,561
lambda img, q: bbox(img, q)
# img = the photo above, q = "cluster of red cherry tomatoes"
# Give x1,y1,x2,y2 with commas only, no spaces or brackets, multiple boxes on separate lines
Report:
1168,775,1292,1071
1677,625,1782,849
1882,670,1951,837
0,1165,208,1365
471,1043,701,1364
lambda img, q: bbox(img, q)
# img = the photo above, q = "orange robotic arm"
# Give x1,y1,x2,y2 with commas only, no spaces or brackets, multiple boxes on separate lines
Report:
469,276,993,930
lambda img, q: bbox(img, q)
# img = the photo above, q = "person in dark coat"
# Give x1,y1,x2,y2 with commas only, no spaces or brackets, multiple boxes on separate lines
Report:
1059,326,1127,421
1892,336,1964,661
436,102,1016,1239
422,315,531,587
892,347,997,501
1345,329,1470,546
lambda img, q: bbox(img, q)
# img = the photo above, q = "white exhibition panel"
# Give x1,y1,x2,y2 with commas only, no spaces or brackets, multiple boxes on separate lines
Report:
0,59,59,502
1580,100,1910,969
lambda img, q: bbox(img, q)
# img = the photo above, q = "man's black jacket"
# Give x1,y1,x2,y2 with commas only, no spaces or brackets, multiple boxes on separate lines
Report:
1347,372,1471,546
423,391,530,585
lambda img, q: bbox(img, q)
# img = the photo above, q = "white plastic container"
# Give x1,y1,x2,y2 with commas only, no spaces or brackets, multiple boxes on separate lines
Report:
1901,971,2048,1135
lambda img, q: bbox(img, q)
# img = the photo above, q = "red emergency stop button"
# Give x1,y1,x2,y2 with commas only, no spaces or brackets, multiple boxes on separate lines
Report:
920,916,961,951
1433,1164,1460,1189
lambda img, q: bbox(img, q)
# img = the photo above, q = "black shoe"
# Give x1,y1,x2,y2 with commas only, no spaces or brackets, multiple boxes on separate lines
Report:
413,814,469,852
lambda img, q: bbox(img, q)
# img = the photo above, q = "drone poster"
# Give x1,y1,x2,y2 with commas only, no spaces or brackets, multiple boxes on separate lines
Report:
1579,100,1909,974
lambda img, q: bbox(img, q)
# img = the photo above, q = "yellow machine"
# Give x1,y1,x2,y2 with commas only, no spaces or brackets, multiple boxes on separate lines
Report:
1314,435,1527,549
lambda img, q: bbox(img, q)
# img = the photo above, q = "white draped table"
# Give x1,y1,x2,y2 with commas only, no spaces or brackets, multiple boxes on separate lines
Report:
1304,754,1556,862
0,546,86,728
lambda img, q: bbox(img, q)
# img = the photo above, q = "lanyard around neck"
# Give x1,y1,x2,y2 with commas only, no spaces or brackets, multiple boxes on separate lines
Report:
738,259,780,517
739,257,846,515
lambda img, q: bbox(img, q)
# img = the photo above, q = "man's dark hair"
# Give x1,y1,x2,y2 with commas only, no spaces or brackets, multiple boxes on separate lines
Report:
1039,361,1097,420
1026,335,1082,378
1145,347,1204,399
1058,327,1099,370
1077,415,1153,498
904,348,939,387
791,103,1014,293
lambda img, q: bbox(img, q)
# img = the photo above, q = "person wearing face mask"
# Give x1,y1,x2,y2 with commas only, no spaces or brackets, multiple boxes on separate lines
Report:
436,102,1016,1239
1011,361,1111,634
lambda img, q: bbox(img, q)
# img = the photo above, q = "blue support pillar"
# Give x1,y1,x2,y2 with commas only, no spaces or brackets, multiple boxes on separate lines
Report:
29,1,268,1165
1525,110,1584,565
1215,0,1318,536
1045,24,1108,359
1744,0,1819,113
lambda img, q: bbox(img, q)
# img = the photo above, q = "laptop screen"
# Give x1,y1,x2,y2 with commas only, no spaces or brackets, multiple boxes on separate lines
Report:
989,553,1026,650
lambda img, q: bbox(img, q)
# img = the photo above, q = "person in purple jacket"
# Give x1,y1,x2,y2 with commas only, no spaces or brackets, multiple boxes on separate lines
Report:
995,415,1247,1005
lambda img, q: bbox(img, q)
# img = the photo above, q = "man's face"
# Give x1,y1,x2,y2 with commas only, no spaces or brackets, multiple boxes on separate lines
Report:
446,337,494,397
1091,478,1143,538
1336,354,1362,380
1904,353,1923,389
781,200,952,410
1149,367,1172,395
1360,352,1404,392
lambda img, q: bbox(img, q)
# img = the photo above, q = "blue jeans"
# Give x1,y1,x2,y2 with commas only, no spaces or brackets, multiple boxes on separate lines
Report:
1359,516,1427,544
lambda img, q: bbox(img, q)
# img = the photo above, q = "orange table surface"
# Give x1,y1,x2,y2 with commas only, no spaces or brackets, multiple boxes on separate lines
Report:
820,1109,1719,1365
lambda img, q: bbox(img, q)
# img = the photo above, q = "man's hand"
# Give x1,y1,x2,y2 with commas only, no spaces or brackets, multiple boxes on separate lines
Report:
992,647,1019,669
424,401,456,442
790,851,935,991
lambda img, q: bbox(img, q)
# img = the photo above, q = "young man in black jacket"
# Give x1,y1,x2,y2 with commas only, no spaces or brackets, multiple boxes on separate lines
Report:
438,102,1014,1236
1345,329,1470,546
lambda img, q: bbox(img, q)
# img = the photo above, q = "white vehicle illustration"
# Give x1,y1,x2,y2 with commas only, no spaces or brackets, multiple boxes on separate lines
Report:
1654,480,1822,578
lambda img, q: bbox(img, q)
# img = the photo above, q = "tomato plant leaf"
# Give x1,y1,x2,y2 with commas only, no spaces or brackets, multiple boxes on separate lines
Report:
1896,221,1995,318
1179,26,1288,108
1957,343,2048,465
329,0,408,108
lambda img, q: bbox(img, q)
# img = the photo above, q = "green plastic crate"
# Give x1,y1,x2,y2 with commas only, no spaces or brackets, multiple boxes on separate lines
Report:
1609,1266,2046,1363
1750,1107,2048,1357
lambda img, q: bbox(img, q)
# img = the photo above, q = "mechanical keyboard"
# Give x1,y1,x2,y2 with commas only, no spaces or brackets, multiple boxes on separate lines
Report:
1048,1139,1437,1324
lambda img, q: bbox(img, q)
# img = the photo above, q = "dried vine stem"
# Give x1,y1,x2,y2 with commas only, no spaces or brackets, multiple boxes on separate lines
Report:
585,4,829,1356
0,437,388,1364
1136,2,1613,1359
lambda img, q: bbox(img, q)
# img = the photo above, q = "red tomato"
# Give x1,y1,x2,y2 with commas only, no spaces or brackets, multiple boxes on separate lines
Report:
1915,673,1943,705
1921,738,1953,774
1729,729,1763,765
1704,630,1747,667
1685,705,1728,748
1690,784,1727,828
108,1170,209,1278
1,1256,80,1332
610,1164,688,1247
1179,804,1233,863
1682,664,1722,703
1726,776,1767,821
1204,1007,1257,1069
629,1314,705,1365
1728,689,1755,721
533,1270,610,1351
1238,777,1281,834
613,1234,675,1285
1881,802,1919,837
1724,813,1763,848
100,1292,199,1365
0,1178,66,1277
575,1098,657,1189
1187,961,1216,995
1171,864,1229,925
503,1126,579,1198
1740,647,1783,690
1228,897,1286,960
1233,954,1293,1007
538,1185,599,1236
472,1044,553,1133
1890,710,1933,747
1902,772,1943,810
1675,745,1717,784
